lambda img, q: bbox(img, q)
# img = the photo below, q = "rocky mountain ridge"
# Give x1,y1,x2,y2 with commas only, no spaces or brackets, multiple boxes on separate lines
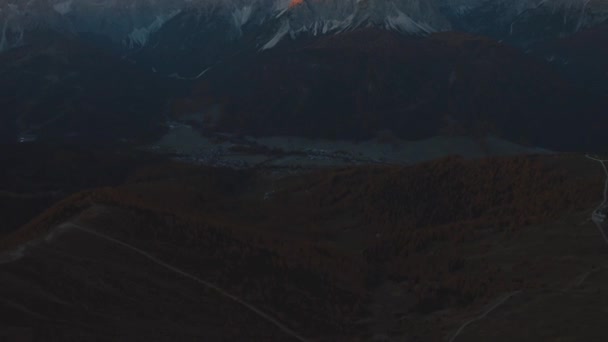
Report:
1,0,607,53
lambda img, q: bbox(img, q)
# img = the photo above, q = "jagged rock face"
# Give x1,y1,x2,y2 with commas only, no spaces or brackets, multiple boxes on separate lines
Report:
0,0,190,50
445,0,608,46
126,0,608,76
129,0,453,76
276,0,450,36
131,1,281,76
2,0,608,53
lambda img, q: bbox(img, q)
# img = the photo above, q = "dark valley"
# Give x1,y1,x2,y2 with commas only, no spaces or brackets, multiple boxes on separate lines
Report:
1,1,608,341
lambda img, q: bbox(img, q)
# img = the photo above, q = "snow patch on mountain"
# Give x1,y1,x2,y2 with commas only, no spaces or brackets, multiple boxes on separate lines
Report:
262,19,290,50
53,1,73,16
232,5,254,29
288,15,356,36
273,0,292,15
386,9,435,33
126,10,181,48
0,4,26,52
257,0,446,48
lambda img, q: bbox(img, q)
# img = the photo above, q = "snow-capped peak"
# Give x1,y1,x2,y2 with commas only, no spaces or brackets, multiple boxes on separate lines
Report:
258,0,447,49
126,10,181,48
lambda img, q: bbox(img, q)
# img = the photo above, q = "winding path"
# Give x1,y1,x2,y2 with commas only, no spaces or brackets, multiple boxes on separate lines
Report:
448,291,521,342
447,154,608,341
585,154,608,245
67,223,309,342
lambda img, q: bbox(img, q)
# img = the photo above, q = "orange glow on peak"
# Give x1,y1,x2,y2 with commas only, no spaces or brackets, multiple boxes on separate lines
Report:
289,0,305,8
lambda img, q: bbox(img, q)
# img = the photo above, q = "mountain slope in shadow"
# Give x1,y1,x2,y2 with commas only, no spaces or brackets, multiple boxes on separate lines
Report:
174,29,606,151
0,30,168,143
1,153,605,340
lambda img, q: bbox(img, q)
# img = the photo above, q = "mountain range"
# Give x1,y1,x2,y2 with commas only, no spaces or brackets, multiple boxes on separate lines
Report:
1,0,607,150
4,2,608,340
3,0,607,77
2,0,607,52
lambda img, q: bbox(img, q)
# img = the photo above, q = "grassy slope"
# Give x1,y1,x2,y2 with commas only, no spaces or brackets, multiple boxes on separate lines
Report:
0,153,605,340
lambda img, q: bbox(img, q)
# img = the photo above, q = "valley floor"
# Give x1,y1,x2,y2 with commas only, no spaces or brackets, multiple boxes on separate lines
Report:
148,123,551,170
